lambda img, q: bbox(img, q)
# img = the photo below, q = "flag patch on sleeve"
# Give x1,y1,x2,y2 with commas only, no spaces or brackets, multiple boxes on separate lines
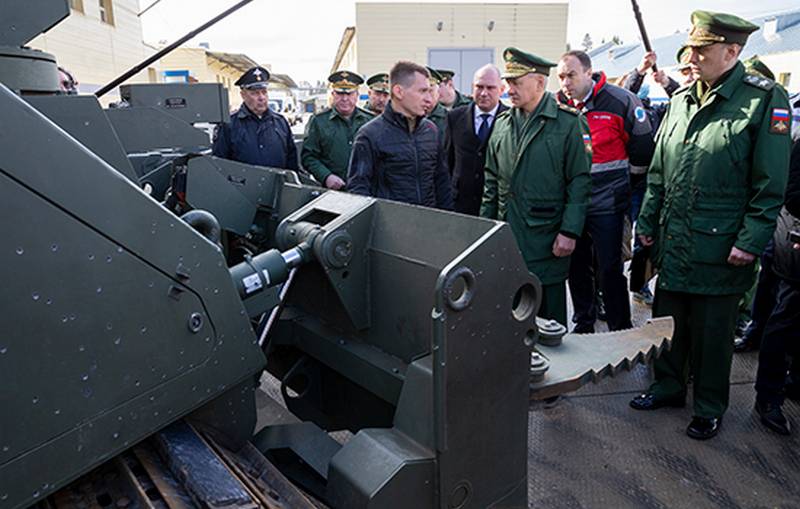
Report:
583,133,593,154
770,108,790,135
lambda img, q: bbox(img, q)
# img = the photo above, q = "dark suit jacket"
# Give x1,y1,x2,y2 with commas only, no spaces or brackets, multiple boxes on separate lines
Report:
444,102,509,215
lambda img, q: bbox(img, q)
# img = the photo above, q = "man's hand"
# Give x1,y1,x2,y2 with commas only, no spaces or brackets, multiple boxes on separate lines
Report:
653,69,669,88
637,51,657,74
325,174,346,190
638,235,654,247
727,247,756,266
552,233,576,257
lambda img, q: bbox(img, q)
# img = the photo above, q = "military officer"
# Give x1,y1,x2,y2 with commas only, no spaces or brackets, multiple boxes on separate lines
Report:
629,11,791,440
301,70,374,189
437,69,472,109
481,48,592,326
365,73,390,114
212,66,298,170
424,67,448,134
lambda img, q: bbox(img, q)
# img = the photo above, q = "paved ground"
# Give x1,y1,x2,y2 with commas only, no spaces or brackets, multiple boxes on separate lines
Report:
526,293,800,508
257,289,799,508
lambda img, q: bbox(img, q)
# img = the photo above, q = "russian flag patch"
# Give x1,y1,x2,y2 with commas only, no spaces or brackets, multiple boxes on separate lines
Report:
770,108,790,135
582,133,593,154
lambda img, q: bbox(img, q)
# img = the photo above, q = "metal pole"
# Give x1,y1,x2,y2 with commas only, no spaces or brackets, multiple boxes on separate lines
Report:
630,0,658,73
96,0,255,98
137,0,164,17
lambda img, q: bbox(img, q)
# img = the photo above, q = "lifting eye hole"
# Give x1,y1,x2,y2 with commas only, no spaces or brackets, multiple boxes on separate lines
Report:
512,284,537,322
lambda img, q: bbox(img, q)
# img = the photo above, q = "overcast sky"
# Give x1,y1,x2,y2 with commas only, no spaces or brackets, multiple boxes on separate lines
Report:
139,0,799,83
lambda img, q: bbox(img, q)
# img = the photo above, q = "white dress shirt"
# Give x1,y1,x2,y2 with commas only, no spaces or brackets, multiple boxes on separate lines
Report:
474,103,501,136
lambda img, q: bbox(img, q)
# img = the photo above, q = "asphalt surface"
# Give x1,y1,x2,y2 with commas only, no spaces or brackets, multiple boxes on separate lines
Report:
257,288,799,508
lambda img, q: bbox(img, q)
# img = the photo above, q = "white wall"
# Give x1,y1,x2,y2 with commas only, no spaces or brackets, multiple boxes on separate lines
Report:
29,0,160,103
354,2,569,90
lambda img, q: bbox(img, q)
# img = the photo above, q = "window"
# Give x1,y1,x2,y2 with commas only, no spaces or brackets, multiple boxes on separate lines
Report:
98,0,114,25
778,72,792,89
70,0,84,12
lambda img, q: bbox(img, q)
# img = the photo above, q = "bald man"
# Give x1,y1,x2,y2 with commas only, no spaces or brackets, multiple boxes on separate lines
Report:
444,64,509,215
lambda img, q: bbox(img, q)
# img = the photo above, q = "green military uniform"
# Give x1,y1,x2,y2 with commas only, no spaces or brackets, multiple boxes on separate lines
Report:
301,70,374,185
481,48,592,325
637,11,791,419
365,73,389,115
425,67,449,134
427,103,448,133
436,69,472,109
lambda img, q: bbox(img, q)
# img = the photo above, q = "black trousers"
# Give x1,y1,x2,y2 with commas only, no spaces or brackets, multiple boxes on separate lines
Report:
568,212,632,331
743,240,778,345
754,278,800,406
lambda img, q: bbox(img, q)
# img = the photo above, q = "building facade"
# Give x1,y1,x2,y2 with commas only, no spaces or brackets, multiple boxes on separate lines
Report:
29,0,160,102
332,1,569,93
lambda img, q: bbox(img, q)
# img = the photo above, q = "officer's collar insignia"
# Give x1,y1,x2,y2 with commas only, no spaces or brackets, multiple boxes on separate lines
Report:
770,108,790,135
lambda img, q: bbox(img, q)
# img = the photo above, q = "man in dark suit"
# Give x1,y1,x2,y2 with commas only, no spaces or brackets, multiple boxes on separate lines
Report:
445,64,508,215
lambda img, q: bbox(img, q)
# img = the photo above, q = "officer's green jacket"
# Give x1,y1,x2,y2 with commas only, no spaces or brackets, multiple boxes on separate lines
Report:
427,103,448,134
481,92,592,285
452,90,472,109
301,106,374,183
637,62,791,295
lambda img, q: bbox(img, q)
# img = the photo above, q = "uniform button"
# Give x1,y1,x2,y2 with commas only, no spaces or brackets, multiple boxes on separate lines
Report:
712,227,718,233
683,140,690,145
667,235,673,240
348,141,352,145
259,144,264,148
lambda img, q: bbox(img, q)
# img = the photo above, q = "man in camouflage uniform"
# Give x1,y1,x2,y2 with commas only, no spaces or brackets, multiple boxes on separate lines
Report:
630,11,791,440
301,71,374,189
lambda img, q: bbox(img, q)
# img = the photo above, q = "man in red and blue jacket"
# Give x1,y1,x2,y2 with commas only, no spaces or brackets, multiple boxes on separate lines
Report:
556,50,655,332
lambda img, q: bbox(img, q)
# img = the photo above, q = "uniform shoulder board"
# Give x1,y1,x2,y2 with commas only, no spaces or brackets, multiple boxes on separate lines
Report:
558,103,580,116
356,106,376,116
672,83,693,96
496,109,511,120
743,73,775,91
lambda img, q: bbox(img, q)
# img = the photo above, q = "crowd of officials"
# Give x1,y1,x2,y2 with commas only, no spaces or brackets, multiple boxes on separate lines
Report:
212,10,800,441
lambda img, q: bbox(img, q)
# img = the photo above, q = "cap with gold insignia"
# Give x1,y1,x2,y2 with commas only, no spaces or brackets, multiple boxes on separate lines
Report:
686,10,759,47
676,45,691,70
436,69,455,82
328,70,364,93
501,47,556,79
366,73,389,93
235,66,271,90
743,55,775,81
426,67,443,86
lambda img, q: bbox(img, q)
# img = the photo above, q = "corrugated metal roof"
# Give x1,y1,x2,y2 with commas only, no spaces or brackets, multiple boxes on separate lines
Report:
588,8,800,79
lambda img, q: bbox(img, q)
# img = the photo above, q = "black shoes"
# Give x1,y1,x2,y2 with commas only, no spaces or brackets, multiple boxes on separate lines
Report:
686,416,721,440
629,392,686,411
755,400,792,436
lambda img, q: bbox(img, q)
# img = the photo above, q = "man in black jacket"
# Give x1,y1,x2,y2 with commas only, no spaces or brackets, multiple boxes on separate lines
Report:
445,64,508,215
347,61,453,210
754,139,800,436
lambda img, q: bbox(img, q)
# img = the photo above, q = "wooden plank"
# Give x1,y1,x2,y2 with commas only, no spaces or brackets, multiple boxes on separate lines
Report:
205,435,320,509
115,456,157,509
132,445,194,509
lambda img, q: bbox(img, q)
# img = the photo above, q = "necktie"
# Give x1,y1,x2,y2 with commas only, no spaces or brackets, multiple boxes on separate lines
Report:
477,113,491,144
